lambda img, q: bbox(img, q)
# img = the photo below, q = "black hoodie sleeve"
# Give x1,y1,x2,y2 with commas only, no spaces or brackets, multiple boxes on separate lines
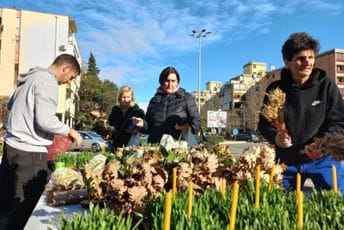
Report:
317,80,344,136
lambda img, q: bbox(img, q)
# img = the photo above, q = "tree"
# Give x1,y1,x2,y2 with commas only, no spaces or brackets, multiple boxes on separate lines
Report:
77,53,118,134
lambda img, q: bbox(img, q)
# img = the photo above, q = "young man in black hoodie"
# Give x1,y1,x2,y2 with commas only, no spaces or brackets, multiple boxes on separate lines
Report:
258,32,344,193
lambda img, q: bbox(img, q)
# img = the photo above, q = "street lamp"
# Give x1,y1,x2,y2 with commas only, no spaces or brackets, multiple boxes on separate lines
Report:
191,29,211,113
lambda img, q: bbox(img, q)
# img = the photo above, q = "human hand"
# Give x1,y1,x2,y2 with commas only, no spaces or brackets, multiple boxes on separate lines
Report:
175,123,190,133
132,117,144,128
69,128,83,146
275,132,293,148
304,144,322,159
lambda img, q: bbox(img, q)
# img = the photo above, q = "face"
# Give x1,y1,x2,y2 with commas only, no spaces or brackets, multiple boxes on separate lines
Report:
162,73,179,94
58,65,78,85
119,91,132,107
284,49,315,85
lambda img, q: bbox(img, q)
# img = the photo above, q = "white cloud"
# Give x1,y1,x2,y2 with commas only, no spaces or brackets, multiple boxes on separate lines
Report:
2,0,343,98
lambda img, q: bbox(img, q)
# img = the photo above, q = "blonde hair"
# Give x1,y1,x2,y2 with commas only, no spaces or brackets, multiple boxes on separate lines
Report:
117,86,135,107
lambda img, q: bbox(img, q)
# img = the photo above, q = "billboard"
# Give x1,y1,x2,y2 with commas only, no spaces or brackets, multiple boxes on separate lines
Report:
207,111,227,128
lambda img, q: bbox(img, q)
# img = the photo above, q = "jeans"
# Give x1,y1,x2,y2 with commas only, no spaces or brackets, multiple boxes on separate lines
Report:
282,154,344,194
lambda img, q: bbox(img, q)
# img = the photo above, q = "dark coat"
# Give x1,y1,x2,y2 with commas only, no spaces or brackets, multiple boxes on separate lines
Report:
108,104,145,148
258,68,344,164
146,87,201,143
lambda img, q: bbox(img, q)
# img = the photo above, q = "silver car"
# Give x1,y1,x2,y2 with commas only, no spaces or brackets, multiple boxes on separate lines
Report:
70,131,108,152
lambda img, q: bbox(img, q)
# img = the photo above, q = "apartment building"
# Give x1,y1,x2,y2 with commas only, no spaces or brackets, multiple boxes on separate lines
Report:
264,49,344,99
316,49,344,98
0,7,82,126
220,61,267,110
192,80,222,108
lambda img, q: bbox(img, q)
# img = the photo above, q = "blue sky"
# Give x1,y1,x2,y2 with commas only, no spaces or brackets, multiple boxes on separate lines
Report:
2,0,344,110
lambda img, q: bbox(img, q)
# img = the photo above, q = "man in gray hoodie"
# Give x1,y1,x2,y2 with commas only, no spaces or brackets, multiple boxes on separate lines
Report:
0,54,83,230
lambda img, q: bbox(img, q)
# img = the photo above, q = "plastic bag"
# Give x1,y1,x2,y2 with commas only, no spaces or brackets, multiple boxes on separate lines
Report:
127,133,141,146
180,129,198,148
47,135,72,161
160,134,188,150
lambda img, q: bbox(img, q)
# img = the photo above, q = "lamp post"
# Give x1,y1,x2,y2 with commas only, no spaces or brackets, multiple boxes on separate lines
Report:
191,29,211,113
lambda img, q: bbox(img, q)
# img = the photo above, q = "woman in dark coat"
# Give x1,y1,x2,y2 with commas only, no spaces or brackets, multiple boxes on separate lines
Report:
146,66,201,144
108,86,146,149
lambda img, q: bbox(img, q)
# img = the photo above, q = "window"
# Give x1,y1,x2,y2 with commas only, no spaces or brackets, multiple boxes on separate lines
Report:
337,76,344,84
336,53,344,61
337,65,344,72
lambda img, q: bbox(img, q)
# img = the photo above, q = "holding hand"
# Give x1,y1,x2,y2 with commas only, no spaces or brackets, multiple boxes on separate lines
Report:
275,132,293,148
69,128,83,146
132,117,144,128
175,123,190,133
304,144,322,159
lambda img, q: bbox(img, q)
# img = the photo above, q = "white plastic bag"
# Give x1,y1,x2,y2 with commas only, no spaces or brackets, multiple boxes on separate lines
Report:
160,134,187,150
181,129,198,148
127,133,140,146
160,130,197,150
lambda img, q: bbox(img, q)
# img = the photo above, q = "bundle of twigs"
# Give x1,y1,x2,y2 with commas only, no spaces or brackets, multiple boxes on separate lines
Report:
261,87,288,136
306,133,344,161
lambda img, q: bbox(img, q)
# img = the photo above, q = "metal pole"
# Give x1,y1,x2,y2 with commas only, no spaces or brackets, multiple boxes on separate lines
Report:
191,29,211,114
243,100,246,132
198,36,202,113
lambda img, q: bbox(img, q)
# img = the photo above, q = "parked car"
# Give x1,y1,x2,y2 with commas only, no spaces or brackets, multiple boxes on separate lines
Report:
70,131,108,152
235,132,260,142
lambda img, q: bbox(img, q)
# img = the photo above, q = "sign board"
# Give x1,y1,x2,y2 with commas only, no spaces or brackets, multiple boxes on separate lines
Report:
207,111,227,128
232,128,239,136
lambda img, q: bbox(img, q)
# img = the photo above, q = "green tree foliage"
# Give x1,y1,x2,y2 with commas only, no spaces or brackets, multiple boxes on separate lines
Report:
77,52,118,135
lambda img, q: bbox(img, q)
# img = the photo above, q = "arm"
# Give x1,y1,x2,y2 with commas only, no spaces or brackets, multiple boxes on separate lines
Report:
318,82,344,135
108,106,116,127
132,107,148,131
258,86,292,148
34,80,69,135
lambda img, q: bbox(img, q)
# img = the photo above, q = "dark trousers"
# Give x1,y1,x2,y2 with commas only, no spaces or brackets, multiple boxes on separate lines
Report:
0,143,48,230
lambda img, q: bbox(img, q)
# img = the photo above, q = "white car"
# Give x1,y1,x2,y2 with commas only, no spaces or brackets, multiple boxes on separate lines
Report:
70,131,108,152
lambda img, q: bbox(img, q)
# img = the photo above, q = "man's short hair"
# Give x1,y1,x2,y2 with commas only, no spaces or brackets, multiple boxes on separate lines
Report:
282,32,320,61
52,54,81,75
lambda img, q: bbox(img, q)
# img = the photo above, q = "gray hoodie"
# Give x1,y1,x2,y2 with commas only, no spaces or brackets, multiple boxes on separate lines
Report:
5,67,70,152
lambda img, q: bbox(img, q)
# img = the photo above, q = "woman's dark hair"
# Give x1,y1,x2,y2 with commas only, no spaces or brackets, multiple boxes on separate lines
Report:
159,66,180,85
282,32,320,61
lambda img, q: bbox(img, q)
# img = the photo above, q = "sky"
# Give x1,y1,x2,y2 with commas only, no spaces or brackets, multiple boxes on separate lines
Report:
2,0,344,110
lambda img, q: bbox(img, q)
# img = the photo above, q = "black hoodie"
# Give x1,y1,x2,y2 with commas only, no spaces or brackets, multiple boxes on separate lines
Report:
258,68,344,164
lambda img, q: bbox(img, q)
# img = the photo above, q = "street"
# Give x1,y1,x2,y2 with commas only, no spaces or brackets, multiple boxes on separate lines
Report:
220,140,266,159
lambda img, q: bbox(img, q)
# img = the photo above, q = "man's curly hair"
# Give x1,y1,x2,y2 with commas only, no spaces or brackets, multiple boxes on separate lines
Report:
282,32,320,61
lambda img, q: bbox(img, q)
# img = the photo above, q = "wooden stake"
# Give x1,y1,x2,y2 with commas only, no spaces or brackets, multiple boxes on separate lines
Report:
332,165,338,195
163,191,172,230
297,191,303,230
228,182,239,230
187,181,193,221
172,168,177,198
255,165,261,209
268,164,275,191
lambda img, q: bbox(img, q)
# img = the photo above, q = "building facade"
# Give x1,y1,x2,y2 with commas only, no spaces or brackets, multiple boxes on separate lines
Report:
0,7,82,127
220,61,266,110
264,49,344,99
192,80,222,108
316,49,344,98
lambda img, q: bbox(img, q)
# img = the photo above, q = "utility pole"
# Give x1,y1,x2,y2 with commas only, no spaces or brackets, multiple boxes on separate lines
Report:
191,29,211,113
